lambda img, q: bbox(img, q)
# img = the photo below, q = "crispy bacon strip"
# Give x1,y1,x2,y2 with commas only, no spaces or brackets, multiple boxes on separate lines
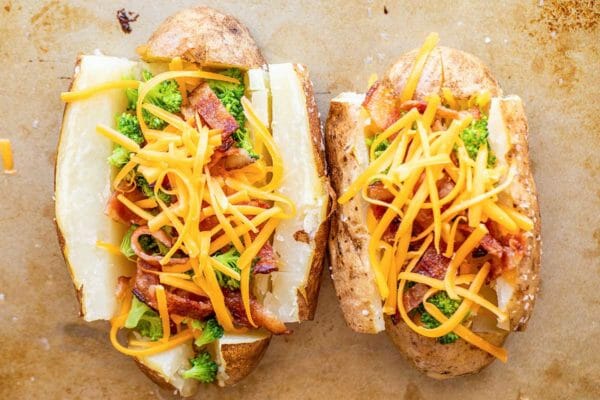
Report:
105,191,146,225
223,290,289,335
413,245,450,280
182,82,238,147
403,283,430,313
367,181,394,202
363,81,401,130
133,260,214,320
253,242,278,274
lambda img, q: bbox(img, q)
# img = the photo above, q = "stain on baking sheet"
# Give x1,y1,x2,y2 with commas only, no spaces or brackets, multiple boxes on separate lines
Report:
116,8,139,34
30,0,112,51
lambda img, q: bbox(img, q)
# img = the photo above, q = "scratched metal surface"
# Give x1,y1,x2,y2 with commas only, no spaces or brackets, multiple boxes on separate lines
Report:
0,1,599,399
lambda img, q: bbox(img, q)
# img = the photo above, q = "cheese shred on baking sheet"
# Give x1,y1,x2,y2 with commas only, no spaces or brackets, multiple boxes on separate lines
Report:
63,60,293,356
339,33,533,361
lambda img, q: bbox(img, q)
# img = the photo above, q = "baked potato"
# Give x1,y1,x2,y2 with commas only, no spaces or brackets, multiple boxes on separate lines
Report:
326,33,541,378
55,6,329,396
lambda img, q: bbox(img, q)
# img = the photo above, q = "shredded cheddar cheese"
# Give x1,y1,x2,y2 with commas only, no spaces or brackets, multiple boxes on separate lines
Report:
341,33,535,362
0,139,15,174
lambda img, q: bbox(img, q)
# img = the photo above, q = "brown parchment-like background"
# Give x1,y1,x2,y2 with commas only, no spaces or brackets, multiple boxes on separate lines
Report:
1,1,599,399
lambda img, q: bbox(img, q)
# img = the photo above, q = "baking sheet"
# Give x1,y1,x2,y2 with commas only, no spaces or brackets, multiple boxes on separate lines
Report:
1,1,599,399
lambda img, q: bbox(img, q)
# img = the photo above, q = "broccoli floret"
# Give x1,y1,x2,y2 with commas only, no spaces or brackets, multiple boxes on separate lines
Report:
126,70,182,130
365,135,391,160
116,113,144,144
459,118,497,167
120,224,138,259
420,291,461,344
212,247,241,290
135,174,172,205
125,297,163,341
107,145,130,168
181,352,218,383
138,233,169,256
208,69,258,159
190,318,224,348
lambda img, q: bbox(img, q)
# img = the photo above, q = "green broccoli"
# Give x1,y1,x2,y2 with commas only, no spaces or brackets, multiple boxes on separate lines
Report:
190,318,224,348
116,113,144,144
212,247,241,290
107,145,130,168
208,68,258,159
419,291,461,344
365,135,391,160
107,113,144,168
126,70,182,130
181,352,218,383
138,233,170,256
125,297,163,341
459,118,497,167
135,174,172,205
120,224,138,259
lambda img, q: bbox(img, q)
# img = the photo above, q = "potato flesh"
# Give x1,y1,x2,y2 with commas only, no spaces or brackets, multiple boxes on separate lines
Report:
263,64,328,322
56,55,137,321
137,340,198,396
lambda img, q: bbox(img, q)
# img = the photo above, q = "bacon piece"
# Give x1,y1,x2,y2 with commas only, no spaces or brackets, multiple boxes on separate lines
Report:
414,209,434,233
253,242,278,274
367,181,394,202
223,290,289,335
222,147,254,170
115,276,131,300
132,260,214,320
363,81,401,130
459,224,503,258
183,82,238,146
403,283,430,313
105,191,146,225
413,245,450,280
437,175,455,199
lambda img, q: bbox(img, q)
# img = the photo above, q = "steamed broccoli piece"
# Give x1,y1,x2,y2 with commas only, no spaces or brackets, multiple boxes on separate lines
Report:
126,70,182,130
125,297,163,341
208,69,258,159
190,318,224,348
420,291,461,344
365,135,391,160
120,224,138,259
181,352,218,383
107,146,130,168
212,247,241,290
459,118,497,167
135,174,172,205
116,113,144,144
107,113,144,167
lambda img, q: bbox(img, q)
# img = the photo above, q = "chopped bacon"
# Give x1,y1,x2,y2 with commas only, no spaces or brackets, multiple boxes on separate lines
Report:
222,147,254,171
105,191,147,225
367,181,394,202
115,276,131,300
403,283,430,313
223,290,289,335
413,245,450,280
199,215,220,232
133,260,214,320
130,225,188,266
437,175,455,199
253,242,278,274
414,209,434,233
363,81,401,130
459,224,503,258
182,82,238,149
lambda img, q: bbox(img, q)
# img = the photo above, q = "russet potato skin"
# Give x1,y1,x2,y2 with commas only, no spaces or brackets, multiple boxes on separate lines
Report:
326,46,541,378
57,6,330,395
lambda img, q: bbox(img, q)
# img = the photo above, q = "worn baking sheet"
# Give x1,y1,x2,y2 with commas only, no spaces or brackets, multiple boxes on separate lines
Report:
1,1,599,399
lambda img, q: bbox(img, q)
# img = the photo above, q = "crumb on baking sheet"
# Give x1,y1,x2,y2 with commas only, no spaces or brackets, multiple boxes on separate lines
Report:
116,8,139,34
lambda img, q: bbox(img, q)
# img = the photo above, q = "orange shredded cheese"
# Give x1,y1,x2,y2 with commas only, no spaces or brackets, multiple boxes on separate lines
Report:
0,139,15,174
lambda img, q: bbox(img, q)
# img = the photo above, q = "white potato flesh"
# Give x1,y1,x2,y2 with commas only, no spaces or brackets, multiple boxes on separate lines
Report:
263,63,328,322
56,55,137,321
137,339,199,397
